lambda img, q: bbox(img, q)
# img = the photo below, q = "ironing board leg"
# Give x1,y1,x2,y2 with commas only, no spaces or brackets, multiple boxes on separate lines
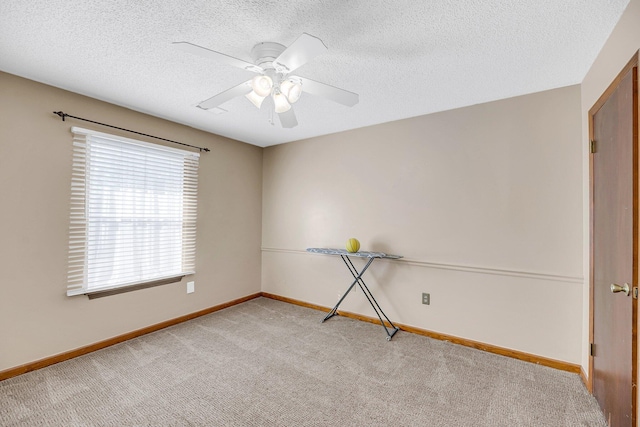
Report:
322,257,375,322
323,256,399,340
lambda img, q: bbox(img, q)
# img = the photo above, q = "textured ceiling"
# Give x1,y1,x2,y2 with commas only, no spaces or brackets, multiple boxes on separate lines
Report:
0,1,629,147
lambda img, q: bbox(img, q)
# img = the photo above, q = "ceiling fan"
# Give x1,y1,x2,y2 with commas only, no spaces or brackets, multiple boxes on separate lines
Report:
173,33,359,128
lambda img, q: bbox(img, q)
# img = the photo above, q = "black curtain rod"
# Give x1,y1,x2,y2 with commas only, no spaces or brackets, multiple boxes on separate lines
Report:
53,111,210,153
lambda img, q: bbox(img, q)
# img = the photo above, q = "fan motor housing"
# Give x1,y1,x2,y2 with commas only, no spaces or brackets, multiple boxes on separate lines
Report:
251,42,286,69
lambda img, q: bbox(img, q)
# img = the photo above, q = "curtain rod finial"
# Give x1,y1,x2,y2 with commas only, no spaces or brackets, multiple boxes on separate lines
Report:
53,111,66,121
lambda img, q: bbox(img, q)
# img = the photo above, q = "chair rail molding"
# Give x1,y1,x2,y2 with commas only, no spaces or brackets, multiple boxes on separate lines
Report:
261,247,583,284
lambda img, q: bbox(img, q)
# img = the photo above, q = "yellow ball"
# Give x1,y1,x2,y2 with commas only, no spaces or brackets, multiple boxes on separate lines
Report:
346,238,360,253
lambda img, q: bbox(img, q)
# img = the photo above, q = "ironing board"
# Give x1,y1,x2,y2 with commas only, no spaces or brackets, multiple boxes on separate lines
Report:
306,247,402,340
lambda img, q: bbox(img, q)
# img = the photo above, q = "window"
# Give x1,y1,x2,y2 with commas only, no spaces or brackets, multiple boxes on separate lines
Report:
67,127,199,297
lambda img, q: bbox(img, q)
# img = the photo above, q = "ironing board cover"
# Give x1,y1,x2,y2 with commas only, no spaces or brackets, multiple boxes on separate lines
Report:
306,247,402,259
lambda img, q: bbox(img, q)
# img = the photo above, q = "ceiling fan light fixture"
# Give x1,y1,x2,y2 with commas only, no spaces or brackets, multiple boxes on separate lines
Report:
245,90,266,108
280,79,302,103
251,75,273,97
177,33,358,129
273,90,291,113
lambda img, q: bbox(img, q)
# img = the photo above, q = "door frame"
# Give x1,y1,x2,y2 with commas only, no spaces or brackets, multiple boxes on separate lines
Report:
588,50,639,421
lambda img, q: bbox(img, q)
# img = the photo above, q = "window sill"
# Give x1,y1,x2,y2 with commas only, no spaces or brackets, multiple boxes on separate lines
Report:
67,275,188,299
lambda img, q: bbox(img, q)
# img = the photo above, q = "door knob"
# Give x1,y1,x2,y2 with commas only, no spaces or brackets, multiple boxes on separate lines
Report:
610,283,630,296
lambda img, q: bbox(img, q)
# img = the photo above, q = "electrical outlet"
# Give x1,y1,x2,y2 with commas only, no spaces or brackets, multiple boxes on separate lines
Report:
422,292,430,305
187,281,195,294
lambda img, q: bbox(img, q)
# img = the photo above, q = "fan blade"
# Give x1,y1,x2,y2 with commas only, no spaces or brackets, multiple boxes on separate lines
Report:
197,80,253,110
298,77,359,107
173,42,264,74
278,109,298,128
273,33,327,74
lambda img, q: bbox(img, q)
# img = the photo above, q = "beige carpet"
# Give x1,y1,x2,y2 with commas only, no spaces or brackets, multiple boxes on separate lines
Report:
1,297,605,426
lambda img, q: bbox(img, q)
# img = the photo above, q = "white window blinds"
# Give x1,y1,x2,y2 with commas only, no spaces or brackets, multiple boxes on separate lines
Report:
67,127,199,296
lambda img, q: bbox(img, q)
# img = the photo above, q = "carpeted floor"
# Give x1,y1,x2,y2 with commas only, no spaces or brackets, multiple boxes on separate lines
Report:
1,297,605,426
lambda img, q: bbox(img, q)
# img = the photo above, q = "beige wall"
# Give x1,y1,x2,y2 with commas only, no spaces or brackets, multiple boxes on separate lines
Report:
262,85,584,363
580,0,640,385
0,72,263,372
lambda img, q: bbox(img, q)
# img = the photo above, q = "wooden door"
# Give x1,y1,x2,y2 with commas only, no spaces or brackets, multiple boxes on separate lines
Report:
590,55,638,427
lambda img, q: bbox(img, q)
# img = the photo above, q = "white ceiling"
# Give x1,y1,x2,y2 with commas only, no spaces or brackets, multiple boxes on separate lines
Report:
0,1,629,147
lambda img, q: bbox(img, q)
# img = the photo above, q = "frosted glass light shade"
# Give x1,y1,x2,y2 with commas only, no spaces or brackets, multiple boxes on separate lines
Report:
245,90,266,108
273,91,291,113
280,79,302,103
251,75,273,97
